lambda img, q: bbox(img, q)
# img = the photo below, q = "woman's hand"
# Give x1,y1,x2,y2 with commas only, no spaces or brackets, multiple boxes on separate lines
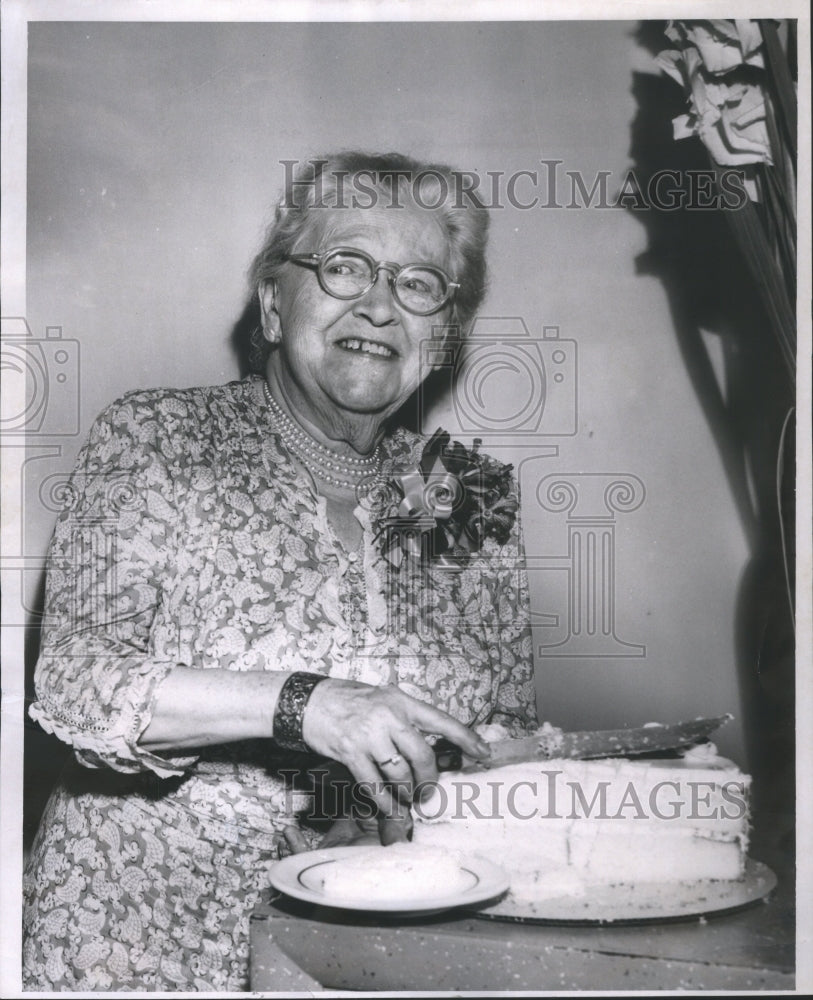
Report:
301,679,490,838
283,817,384,855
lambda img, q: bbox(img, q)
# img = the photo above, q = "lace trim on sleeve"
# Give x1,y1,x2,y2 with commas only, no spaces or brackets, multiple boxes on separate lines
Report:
30,656,197,778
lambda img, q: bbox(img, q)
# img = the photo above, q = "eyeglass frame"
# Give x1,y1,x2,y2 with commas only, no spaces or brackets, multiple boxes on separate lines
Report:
285,246,459,316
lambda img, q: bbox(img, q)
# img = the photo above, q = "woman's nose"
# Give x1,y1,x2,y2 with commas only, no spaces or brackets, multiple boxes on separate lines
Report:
352,269,399,325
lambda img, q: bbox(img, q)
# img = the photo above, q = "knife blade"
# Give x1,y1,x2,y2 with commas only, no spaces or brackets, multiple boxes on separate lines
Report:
432,714,732,772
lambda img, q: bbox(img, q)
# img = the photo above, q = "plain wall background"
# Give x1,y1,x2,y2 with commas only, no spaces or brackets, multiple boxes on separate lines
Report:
21,19,771,768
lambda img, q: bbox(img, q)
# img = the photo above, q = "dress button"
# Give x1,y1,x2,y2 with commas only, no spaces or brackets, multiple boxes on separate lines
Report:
347,551,359,563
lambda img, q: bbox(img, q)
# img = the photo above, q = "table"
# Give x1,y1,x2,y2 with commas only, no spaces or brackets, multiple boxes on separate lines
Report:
249,853,795,992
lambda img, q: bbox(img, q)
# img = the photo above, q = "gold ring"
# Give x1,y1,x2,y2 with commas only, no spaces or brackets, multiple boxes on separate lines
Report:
377,754,403,768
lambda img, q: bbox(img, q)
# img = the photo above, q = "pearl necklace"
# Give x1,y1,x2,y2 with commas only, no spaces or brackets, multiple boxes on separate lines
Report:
262,379,381,491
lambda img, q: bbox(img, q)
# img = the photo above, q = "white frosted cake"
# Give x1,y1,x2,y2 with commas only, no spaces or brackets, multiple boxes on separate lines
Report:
412,742,751,901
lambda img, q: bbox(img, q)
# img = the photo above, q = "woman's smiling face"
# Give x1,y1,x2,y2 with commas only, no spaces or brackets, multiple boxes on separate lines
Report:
260,202,453,442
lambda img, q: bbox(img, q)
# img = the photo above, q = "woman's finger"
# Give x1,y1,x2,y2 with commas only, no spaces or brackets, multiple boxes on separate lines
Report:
282,825,310,855
320,818,379,850
378,811,413,846
405,700,491,761
370,742,417,801
389,726,440,791
346,756,413,833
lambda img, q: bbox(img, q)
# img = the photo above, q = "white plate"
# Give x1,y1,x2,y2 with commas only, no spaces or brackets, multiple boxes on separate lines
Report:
470,859,777,925
269,844,510,915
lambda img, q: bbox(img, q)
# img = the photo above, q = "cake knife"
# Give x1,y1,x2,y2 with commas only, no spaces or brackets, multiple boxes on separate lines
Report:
431,714,732,772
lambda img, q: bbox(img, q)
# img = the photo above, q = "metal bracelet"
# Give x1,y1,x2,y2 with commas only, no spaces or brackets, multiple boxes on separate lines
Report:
272,671,327,752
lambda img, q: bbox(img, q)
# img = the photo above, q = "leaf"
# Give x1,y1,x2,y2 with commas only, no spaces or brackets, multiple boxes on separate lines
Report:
759,19,797,157
713,165,796,378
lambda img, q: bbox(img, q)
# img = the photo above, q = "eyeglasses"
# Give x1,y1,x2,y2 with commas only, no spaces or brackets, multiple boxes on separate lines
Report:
286,246,458,316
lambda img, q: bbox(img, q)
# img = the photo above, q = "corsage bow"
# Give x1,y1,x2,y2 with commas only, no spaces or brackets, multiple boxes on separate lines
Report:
377,429,518,568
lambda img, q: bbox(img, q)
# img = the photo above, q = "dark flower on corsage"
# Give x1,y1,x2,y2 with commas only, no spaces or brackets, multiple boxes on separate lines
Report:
377,429,518,568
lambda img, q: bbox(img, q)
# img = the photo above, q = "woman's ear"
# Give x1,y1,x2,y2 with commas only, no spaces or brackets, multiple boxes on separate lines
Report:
258,281,282,344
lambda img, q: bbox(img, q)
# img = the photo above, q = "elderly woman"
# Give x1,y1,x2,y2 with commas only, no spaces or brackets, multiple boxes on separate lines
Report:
23,151,537,991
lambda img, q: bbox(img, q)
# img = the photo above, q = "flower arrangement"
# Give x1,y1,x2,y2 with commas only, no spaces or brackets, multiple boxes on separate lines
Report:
657,19,797,377
377,429,518,568
658,21,772,182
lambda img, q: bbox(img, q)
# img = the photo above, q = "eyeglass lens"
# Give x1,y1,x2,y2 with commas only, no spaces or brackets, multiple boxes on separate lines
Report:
320,249,448,313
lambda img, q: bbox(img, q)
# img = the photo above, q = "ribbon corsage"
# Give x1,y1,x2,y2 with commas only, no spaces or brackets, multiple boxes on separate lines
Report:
377,429,518,568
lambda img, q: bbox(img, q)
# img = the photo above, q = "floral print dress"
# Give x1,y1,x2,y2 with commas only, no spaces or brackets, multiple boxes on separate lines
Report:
23,375,537,991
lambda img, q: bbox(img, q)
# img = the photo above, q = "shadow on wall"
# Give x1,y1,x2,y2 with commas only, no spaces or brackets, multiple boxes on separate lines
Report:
230,295,262,379
628,22,796,857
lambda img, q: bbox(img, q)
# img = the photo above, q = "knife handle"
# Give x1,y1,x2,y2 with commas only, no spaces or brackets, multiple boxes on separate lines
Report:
431,737,464,771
